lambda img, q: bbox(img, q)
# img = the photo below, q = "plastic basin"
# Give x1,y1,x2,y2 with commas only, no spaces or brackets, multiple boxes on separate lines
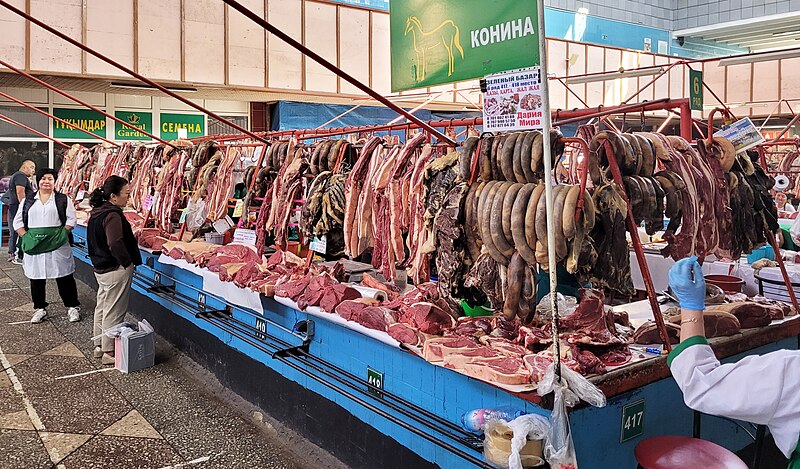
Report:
704,274,744,293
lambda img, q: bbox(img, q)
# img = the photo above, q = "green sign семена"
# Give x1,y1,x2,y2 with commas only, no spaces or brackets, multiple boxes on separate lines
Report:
115,111,153,141
53,108,107,139
390,0,539,92
160,113,204,140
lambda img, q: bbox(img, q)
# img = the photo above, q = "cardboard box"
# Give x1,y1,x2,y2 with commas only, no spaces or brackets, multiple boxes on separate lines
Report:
115,331,155,373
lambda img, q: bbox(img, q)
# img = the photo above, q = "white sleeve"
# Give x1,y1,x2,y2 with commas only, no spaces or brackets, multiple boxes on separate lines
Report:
65,197,76,228
670,344,781,426
785,203,797,213
791,214,800,244
12,203,24,231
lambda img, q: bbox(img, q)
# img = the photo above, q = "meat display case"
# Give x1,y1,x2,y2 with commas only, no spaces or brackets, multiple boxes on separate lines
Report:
70,224,800,469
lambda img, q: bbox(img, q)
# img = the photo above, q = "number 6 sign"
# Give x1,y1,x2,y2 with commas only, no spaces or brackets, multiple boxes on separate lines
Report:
690,70,704,111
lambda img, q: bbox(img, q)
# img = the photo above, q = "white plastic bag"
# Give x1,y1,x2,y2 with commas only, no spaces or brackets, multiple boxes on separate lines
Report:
484,416,548,468
537,363,606,469
536,293,578,321
508,414,550,469
184,198,208,232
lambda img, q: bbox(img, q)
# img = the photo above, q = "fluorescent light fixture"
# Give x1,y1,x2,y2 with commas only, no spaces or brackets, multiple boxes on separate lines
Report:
109,81,198,93
564,67,664,85
717,48,800,66
773,30,800,37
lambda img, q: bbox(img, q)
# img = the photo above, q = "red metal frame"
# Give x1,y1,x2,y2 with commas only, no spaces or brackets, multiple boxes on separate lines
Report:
0,112,71,148
0,89,120,147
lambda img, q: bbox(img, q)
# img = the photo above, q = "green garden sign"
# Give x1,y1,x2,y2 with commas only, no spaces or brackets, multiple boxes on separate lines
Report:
390,0,539,91
53,108,107,139
115,111,153,141
160,113,204,140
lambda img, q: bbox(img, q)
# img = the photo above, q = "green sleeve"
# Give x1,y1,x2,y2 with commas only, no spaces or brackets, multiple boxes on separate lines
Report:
667,336,709,367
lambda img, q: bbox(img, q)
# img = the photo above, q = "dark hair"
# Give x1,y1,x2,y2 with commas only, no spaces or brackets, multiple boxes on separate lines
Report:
89,175,129,208
35,167,57,185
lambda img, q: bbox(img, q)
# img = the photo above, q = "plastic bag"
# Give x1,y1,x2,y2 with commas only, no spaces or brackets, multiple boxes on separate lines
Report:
484,417,548,468
536,293,578,322
462,407,526,432
537,363,607,469
184,198,208,232
90,319,154,341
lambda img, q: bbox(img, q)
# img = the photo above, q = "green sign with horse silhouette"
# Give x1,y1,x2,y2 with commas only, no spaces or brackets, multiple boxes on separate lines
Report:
389,0,539,92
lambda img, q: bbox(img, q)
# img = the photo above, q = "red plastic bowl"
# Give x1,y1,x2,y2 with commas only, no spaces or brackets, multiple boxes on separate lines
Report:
704,274,744,293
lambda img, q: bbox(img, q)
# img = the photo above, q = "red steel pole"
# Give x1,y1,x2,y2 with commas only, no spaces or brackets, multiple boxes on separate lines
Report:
0,112,71,148
0,89,120,147
0,0,268,145
680,100,693,141
0,58,171,145
219,0,456,147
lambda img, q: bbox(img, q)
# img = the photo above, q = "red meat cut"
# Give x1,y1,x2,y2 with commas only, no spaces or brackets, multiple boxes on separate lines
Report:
334,298,381,321
556,289,625,345
387,323,423,346
319,284,362,313
398,302,456,335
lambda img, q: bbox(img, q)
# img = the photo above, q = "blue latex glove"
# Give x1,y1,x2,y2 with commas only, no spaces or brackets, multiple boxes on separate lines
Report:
668,256,706,310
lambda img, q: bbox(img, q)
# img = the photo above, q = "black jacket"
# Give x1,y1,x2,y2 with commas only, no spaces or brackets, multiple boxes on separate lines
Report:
87,202,142,273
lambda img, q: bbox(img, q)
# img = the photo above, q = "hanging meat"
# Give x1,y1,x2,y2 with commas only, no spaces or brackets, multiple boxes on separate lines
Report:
265,143,309,250
129,145,162,214
152,148,190,234
589,181,634,297
343,136,382,258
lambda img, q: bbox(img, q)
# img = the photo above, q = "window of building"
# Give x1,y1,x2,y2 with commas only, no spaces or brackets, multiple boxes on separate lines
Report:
208,115,249,137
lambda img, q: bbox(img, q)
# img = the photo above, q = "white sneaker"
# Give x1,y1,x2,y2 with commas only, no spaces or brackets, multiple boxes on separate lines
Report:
11,257,22,266
67,307,80,323
31,309,47,323
93,346,103,359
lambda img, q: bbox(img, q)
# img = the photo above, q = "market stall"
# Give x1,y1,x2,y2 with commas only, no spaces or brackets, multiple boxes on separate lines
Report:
55,109,799,468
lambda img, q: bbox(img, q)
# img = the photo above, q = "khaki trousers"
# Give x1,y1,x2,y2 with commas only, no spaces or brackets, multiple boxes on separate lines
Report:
93,265,134,353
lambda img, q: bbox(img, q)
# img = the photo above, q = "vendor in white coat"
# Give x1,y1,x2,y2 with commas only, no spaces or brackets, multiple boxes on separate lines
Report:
12,168,81,324
668,256,800,467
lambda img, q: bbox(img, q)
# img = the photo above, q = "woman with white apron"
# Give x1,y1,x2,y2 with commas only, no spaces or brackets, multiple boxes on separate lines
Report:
12,168,80,323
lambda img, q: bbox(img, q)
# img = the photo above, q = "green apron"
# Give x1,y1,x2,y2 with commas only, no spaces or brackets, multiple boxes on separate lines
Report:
789,442,800,469
19,227,69,255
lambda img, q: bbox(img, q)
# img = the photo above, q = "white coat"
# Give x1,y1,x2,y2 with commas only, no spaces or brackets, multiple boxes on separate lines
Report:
669,336,800,458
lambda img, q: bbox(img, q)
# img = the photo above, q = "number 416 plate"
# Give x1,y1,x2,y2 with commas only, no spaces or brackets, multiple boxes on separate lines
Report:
621,400,645,442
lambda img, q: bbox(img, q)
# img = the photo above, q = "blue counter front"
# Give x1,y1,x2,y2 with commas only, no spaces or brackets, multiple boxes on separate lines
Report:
70,225,799,469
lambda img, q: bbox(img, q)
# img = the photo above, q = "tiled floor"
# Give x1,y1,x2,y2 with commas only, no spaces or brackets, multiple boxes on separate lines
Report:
0,261,345,469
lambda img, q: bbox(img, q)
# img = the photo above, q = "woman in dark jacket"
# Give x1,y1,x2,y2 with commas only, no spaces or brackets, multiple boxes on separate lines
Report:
87,176,142,365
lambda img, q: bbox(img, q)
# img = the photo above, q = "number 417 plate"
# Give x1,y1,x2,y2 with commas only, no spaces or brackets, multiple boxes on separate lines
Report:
621,400,645,442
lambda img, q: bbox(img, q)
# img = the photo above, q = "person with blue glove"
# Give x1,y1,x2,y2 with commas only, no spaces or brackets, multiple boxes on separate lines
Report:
667,256,800,467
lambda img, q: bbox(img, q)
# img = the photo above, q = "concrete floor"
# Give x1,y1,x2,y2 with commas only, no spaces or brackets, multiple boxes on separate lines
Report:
0,260,348,469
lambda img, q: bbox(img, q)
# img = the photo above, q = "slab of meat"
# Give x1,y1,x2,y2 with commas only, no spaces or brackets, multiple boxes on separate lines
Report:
632,321,681,345
422,336,480,362
275,273,314,301
433,182,477,310
129,145,161,215
555,289,626,346
206,244,262,273
219,263,247,282
344,137,382,258
354,306,398,332
319,284,362,313
359,272,400,301
442,346,503,368
445,355,530,385
153,149,190,234
334,298,382,321
387,323,423,346
515,325,552,350
405,145,437,283
464,252,504,310
707,303,773,329
480,336,531,358
398,302,456,335
452,316,493,338
297,275,338,310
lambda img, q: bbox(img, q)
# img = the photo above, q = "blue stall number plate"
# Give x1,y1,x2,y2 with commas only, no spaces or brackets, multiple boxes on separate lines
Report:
367,368,384,399
621,400,645,442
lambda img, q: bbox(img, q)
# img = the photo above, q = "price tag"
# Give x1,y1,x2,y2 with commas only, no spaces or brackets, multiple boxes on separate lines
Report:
233,228,257,246
309,235,327,254
232,199,244,218
179,209,188,223
76,189,86,201
143,194,154,211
